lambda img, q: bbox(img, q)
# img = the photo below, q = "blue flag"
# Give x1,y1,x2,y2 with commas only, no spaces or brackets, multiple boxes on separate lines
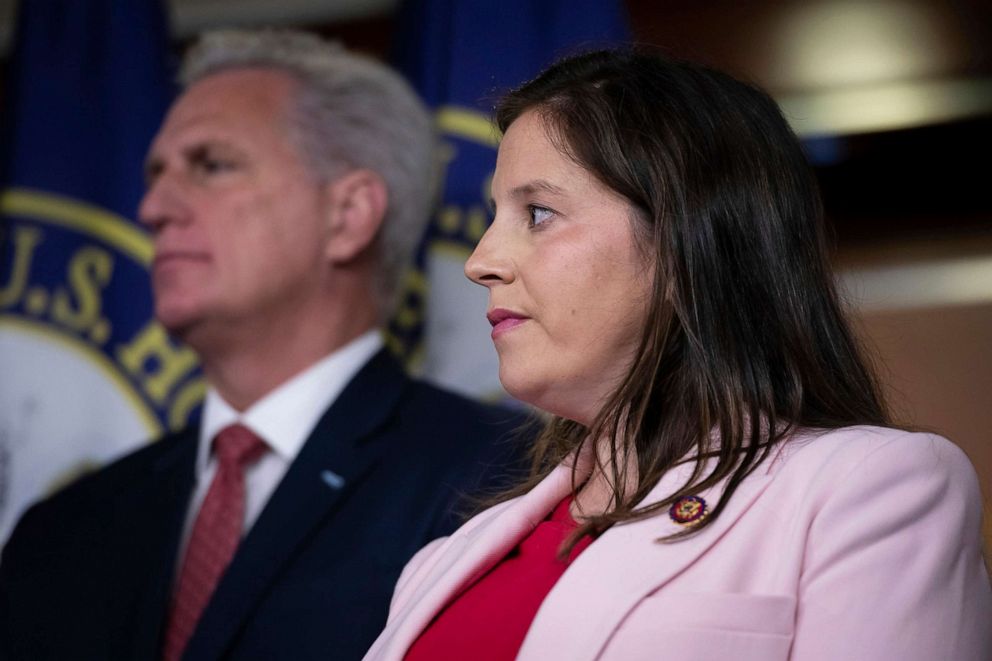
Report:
388,0,630,399
0,0,203,544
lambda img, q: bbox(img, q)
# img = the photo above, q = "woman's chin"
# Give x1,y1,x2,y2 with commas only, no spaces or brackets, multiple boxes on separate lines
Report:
498,371,592,425
498,370,547,411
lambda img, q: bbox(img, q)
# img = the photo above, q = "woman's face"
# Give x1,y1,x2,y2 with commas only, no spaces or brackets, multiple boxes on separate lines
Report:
466,110,653,426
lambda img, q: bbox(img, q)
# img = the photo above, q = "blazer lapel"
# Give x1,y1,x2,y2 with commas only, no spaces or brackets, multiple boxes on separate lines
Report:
370,449,596,660
518,463,775,661
183,350,409,661
128,428,199,661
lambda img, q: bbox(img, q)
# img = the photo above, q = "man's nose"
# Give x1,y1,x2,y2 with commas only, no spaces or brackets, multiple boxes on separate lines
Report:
138,171,187,233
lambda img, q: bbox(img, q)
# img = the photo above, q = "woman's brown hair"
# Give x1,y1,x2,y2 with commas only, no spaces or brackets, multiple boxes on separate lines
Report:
492,48,889,547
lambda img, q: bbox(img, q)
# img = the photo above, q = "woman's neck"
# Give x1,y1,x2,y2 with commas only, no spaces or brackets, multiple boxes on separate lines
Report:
570,434,639,520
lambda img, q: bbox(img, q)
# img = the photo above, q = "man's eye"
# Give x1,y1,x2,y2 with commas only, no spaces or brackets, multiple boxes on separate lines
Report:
197,157,234,174
189,145,238,176
528,205,553,227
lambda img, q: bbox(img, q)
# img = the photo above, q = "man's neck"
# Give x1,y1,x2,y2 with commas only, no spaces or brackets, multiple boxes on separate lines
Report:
196,314,379,411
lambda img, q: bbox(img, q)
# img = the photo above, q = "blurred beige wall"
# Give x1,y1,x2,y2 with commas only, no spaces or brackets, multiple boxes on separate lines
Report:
842,249,992,552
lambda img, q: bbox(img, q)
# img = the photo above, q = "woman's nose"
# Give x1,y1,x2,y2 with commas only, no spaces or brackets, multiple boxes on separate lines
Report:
465,220,514,287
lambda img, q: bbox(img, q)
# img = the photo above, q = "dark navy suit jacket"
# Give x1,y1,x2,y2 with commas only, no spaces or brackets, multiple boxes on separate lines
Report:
0,350,528,660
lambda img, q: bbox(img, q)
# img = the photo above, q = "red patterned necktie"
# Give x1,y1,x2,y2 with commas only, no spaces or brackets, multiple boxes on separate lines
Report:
162,424,268,661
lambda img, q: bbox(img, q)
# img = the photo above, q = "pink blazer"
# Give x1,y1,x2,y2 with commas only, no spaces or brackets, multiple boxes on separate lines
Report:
365,426,991,661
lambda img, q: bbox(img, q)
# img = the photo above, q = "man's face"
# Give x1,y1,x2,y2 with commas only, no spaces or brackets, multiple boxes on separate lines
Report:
139,67,333,348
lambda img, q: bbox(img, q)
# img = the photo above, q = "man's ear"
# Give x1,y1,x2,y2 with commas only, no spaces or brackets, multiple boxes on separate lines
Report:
324,169,388,264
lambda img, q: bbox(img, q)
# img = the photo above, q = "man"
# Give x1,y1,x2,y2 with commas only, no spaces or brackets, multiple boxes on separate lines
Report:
0,30,525,661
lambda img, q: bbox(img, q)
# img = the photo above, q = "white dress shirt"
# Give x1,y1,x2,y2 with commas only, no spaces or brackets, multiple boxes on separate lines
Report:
175,330,383,567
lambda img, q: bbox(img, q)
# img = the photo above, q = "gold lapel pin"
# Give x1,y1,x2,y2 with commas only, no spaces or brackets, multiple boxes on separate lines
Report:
669,495,708,526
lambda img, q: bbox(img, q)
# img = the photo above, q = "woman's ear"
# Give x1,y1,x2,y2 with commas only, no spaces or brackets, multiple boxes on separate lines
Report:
323,168,388,264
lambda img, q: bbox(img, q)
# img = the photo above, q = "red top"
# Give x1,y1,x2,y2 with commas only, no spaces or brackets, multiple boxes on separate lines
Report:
405,496,595,661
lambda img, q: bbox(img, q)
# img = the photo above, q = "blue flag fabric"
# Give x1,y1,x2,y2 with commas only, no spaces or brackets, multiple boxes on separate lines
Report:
0,0,203,545
2,1,173,215
388,0,630,398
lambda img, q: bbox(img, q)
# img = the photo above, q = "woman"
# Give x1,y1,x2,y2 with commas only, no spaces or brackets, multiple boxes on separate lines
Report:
365,49,991,661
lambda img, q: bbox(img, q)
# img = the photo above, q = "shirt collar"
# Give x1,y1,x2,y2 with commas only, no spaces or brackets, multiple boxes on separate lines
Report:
198,330,383,471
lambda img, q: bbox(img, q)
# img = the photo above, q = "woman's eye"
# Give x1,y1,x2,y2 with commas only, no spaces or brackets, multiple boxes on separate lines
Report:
528,205,554,227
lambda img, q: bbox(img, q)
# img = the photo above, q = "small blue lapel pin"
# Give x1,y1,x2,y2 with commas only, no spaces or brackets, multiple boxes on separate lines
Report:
320,469,346,490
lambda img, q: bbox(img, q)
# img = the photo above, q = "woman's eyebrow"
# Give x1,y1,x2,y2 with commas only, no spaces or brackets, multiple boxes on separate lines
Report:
509,179,566,199
490,179,567,211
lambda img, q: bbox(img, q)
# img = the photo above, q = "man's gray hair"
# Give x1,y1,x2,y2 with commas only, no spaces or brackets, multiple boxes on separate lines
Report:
181,29,436,318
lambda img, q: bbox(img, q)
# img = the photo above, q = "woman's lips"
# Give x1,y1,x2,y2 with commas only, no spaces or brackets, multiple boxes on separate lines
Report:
487,308,529,338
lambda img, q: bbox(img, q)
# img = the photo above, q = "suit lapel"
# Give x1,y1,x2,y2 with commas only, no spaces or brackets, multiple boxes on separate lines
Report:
128,428,199,661
517,463,775,661
183,350,409,661
371,449,595,660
